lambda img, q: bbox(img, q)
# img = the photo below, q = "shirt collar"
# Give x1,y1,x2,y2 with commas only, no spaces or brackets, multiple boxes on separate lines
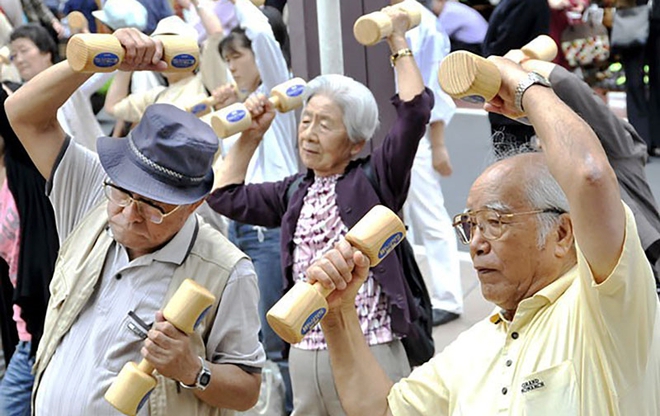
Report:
489,264,578,325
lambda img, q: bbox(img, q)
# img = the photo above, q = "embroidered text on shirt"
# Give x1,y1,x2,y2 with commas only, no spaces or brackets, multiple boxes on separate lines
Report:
521,378,545,393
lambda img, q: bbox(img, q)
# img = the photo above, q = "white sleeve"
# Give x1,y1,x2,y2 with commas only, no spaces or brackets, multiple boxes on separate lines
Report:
234,0,289,92
47,139,107,243
206,258,266,371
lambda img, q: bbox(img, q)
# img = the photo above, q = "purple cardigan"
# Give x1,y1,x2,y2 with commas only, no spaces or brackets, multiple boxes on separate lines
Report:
207,89,433,336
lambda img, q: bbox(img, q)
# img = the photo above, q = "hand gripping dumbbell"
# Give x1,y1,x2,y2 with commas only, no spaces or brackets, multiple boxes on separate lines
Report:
353,1,421,46
66,33,199,73
104,279,215,416
209,77,306,138
184,84,240,118
437,35,557,103
266,205,406,344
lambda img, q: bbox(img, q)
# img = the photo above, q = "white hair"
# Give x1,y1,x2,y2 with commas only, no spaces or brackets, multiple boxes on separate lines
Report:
302,74,380,144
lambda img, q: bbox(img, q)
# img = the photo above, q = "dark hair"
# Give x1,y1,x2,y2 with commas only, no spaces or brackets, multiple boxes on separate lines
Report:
218,6,291,69
10,24,58,63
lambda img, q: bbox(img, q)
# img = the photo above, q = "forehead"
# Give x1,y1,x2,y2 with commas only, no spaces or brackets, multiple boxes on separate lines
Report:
467,159,528,211
10,38,37,50
302,94,342,118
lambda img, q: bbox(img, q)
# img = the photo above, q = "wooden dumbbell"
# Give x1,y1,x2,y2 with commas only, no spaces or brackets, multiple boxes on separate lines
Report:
184,84,240,117
266,205,406,344
437,34,557,102
353,1,421,46
0,46,10,65
209,77,306,138
66,33,199,73
67,11,88,35
104,279,215,416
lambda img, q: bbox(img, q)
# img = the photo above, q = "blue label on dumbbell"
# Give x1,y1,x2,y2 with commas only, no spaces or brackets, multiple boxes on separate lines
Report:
171,53,196,69
301,308,326,335
226,109,247,123
378,232,403,259
461,95,485,104
194,305,211,330
136,388,154,413
286,84,304,97
191,103,208,115
93,52,119,68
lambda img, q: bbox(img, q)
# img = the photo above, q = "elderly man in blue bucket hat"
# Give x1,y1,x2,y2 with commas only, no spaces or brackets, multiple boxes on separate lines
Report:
5,27,264,415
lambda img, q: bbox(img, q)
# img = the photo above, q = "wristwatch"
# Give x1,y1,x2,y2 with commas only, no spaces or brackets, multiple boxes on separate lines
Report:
514,71,551,113
179,356,212,391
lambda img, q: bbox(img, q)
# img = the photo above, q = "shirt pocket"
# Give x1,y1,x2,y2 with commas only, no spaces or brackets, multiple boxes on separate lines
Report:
521,360,580,416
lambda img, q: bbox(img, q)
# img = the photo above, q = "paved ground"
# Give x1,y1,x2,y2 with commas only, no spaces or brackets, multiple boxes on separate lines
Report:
432,104,660,354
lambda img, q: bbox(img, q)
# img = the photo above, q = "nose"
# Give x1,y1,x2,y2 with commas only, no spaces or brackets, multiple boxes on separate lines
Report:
122,200,144,223
469,226,490,257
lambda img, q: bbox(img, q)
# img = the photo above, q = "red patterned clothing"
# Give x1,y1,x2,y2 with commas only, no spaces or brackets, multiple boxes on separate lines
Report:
292,175,393,350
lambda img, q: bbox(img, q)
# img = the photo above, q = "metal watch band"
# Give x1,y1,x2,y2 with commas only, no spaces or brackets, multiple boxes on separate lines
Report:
178,356,211,391
390,48,413,67
514,72,551,114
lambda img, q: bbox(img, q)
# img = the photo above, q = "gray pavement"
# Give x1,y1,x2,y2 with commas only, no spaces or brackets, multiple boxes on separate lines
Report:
432,108,660,354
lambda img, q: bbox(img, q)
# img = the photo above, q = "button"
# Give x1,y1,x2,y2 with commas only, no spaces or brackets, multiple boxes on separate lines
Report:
506,359,512,367
115,273,122,280
511,332,519,339
502,387,508,395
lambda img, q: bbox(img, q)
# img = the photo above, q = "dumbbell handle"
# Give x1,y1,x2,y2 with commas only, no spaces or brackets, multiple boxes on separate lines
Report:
353,1,421,46
67,34,199,73
266,205,406,344
438,35,557,102
104,279,215,415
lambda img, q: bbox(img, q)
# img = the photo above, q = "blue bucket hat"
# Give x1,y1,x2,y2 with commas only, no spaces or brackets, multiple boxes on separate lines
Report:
96,104,218,205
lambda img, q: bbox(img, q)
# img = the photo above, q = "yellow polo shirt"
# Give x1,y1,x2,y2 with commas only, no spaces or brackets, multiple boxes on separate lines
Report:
389,204,660,415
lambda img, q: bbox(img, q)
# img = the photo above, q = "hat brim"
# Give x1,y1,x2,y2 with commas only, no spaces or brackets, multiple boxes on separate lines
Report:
91,10,110,27
96,135,213,206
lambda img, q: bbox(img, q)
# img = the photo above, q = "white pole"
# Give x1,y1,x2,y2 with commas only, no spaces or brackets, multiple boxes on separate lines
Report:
316,0,344,75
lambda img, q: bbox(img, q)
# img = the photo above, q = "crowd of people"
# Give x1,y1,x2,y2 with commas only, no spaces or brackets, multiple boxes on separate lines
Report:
0,0,657,415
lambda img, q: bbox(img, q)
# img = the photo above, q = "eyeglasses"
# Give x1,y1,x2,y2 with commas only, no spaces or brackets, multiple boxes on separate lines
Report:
452,208,565,244
103,181,182,224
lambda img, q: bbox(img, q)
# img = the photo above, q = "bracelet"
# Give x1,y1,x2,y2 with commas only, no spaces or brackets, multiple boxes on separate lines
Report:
390,48,413,68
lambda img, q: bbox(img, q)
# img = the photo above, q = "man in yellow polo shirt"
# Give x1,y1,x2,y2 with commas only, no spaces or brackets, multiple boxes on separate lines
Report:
306,56,660,415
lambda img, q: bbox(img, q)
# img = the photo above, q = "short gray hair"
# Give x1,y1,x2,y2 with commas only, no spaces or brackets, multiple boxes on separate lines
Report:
302,74,380,144
491,147,570,248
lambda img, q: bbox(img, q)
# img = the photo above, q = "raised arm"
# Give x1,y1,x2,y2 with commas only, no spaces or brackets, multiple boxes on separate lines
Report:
486,57,624,282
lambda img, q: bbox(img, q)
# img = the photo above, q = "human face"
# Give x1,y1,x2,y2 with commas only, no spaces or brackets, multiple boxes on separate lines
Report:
222,42,260,94
298,95,365,177
10,38,52,82
466,161,561,313
104,182,201,260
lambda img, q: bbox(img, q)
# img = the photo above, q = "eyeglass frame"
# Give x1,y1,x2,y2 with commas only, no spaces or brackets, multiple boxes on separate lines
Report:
102,181,183,224
452,207,566,245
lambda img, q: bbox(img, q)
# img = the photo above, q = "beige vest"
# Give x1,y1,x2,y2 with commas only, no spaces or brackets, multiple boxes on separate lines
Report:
33,202,247,416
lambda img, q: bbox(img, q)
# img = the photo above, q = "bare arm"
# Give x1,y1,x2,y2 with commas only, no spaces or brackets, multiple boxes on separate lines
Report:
103,71,132,116
384,7,424,101
429,120,452,176
485,57,624,282
312,241,394,416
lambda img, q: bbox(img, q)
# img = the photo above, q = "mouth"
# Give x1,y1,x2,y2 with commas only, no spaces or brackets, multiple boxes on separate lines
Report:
475,267,497,275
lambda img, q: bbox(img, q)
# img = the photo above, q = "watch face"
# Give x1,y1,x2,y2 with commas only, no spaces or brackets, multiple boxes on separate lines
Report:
199,372,211,387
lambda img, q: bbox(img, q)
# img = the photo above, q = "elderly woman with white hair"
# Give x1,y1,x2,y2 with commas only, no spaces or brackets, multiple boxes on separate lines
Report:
207,9,432,415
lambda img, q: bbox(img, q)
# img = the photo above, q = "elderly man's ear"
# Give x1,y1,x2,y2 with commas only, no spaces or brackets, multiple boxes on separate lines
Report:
553,214,575,258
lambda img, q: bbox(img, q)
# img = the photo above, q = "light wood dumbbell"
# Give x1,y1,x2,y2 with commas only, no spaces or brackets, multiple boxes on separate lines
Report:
104,279,215,416
437,34,557,102
66,33,199,73
267,205,406,344
209,77,306,138
353,1,421,46
67,11,88,35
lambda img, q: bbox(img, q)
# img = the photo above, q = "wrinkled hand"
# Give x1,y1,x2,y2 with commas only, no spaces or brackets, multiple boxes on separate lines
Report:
142,311,200,385
212,83,239,110
114,28,168,72
383,5,413,37
243,93,276,139
306,240,371,312
483,56,530,119
432,144,453,176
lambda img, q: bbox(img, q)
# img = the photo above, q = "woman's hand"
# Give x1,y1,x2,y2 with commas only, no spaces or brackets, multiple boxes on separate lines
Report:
211,83,240,110
382,5,411,49
242,93,276,140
